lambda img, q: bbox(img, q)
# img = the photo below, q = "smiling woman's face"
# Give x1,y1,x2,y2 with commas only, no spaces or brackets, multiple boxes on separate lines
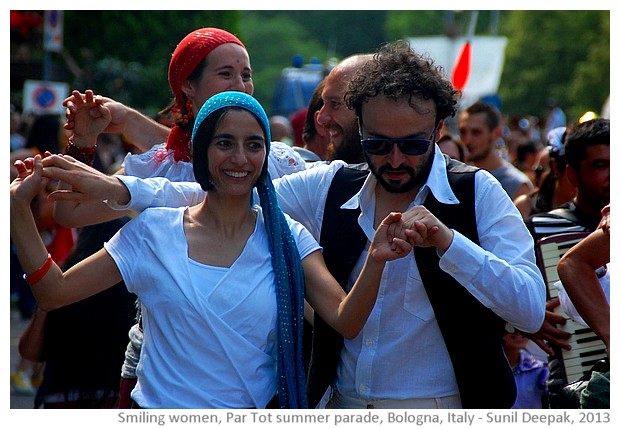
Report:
206,109,266,195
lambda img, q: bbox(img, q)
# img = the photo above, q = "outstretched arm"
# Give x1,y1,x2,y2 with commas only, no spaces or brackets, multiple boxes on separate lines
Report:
39,154,204,221
31,155,134,227
11,155,123,310
557,228,610,352
304,212,412,338
64,90,170,152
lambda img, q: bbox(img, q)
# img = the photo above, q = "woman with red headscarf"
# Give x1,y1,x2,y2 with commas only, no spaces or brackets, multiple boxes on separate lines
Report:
57,27,305,226
50,28,305,408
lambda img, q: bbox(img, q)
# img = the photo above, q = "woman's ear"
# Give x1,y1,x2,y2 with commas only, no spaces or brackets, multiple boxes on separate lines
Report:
181,81,195,102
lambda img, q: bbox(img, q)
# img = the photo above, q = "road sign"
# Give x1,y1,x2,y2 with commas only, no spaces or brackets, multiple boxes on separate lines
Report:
44,10,63,52
23,80,69,115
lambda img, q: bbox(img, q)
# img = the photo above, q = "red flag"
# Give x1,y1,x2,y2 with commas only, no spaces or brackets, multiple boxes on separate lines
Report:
452,41,472,91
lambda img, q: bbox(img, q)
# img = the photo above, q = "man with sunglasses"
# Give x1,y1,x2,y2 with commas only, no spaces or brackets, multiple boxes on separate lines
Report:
40,40,546,409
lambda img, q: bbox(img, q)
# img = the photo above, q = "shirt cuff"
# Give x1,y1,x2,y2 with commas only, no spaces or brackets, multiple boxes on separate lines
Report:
105,176,141,211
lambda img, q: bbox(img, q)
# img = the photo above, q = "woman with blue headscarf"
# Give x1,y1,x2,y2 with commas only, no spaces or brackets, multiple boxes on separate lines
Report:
10,92,412,409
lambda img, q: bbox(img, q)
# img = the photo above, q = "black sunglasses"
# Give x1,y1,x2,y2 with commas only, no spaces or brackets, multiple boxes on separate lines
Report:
361,128,437,156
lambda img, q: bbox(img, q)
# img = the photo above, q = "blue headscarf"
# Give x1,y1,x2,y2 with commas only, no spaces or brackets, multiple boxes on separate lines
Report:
192,92,308,408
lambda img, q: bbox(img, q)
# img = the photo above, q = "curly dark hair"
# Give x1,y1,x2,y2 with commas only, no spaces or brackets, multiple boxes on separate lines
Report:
345,40,460,126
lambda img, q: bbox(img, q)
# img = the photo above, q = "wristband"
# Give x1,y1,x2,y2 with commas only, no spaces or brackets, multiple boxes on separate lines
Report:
64,137,97,166
23,254,53,286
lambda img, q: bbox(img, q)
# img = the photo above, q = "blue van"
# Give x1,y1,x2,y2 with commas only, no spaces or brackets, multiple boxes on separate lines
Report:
271,56,328,118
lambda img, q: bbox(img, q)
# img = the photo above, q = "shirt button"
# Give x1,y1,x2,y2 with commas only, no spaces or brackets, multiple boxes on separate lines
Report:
449,264,457,272
359,385,367,393
365,339,373,347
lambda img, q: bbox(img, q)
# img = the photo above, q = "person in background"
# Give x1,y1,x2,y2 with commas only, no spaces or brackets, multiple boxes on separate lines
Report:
11,91,412,408
437,132,466,162
316,54,372,164
555,204,610,409
556,204,610,353
58,27,305,228
543,98,567,139
513,127,576,220
513,140,541,186
526,118,610,243
290,107,307,148
269,115,294,146
10,103,27,152
502,330,549,409
459,101,535,200
10,113,67,182
301,79,330,161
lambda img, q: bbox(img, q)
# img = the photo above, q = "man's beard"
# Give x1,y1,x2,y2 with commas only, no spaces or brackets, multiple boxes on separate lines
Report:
365,146,434,194
326,125,365,164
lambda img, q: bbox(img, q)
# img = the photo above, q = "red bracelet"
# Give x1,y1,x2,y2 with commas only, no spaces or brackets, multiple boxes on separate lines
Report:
23,254,53,286
64,137,97,166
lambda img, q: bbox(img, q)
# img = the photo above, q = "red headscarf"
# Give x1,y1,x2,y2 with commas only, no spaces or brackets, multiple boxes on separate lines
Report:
165,28,245,162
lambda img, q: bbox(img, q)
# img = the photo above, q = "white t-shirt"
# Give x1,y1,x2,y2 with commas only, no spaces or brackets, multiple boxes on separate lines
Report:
104,205,319,408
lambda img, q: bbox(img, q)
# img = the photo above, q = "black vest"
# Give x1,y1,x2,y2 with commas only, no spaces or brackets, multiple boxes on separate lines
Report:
308,158,516,409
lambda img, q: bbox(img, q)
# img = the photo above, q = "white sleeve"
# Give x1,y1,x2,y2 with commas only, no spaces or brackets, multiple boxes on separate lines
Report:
439,170,547,333
285,213,322,259
273,161,346,241
107,176,205,212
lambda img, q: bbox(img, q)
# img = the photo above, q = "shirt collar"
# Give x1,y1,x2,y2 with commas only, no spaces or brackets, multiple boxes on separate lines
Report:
341,145,461,210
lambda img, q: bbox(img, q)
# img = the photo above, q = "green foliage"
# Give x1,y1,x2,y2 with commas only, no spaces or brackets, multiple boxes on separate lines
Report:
565,12,610,121
62,10,241,114
499,10,609,123
386,10,449,38
386,10,505,39
241,11,390,113
239,12,328,113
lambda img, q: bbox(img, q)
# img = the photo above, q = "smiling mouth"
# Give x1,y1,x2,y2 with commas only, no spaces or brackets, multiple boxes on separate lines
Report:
224,170,249,178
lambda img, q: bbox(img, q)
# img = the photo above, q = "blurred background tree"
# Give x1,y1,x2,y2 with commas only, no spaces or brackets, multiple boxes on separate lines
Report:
10,10,609,124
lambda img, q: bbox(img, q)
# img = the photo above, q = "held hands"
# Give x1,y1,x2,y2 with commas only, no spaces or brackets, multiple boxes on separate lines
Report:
63,89,124,137
370,212,413,263
11,155,48,207
40,155,129,205
389,206,454,252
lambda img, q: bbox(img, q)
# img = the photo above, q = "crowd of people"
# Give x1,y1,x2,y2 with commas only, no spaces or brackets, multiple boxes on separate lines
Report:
10,27,610,410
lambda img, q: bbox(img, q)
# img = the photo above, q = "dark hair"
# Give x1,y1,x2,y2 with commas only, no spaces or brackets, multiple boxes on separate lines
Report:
437,132,465,161
564,118,610,170
463,101,501,131
25,114,62,154
192,107,269,191
345,40,459,127
302,79,326,144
